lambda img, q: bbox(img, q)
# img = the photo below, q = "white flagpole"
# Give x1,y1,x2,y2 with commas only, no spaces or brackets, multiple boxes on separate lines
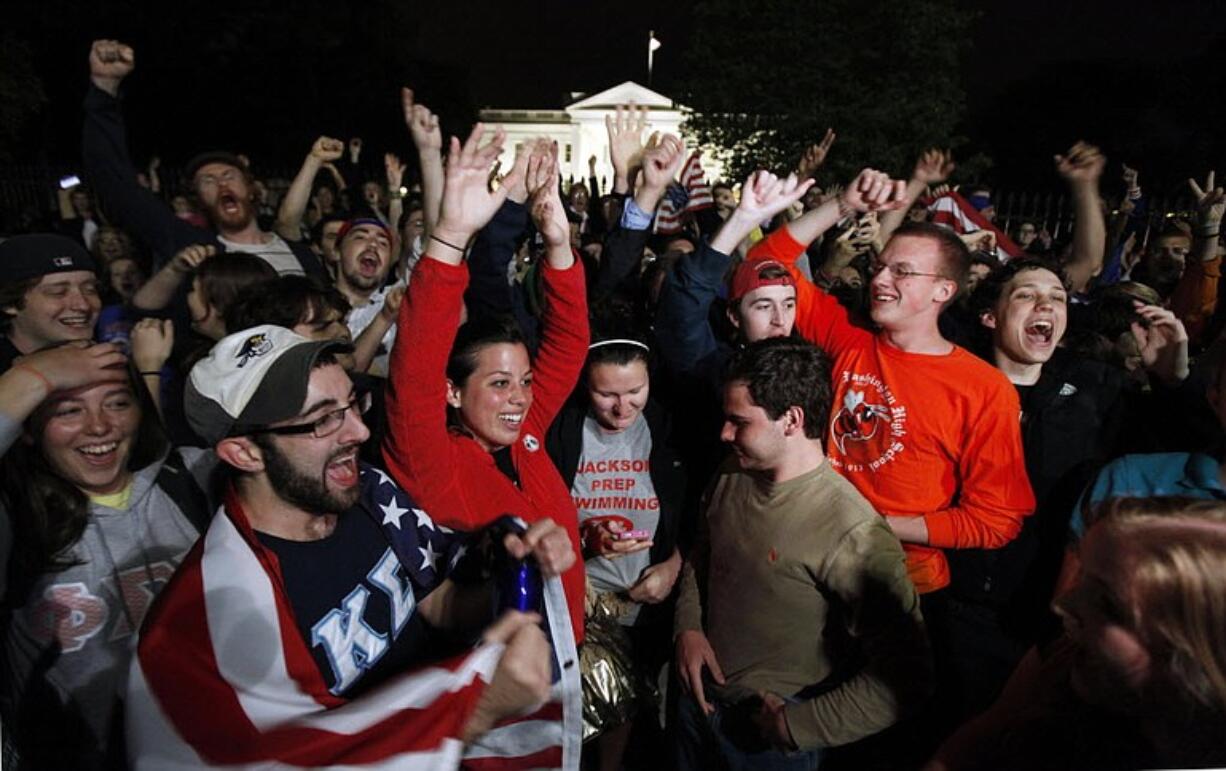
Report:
648,31,661,85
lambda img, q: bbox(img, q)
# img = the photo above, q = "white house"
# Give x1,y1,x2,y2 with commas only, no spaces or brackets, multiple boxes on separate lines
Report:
478,81,725,196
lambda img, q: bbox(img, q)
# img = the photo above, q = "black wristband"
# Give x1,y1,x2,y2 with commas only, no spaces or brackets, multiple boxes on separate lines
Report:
139,370,162,377
430,234,465,252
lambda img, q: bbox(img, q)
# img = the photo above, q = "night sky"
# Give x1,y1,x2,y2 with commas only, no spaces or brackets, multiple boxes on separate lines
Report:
6,0,1226,195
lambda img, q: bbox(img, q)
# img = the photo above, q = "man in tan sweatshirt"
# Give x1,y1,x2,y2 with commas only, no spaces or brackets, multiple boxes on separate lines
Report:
674,337,932,769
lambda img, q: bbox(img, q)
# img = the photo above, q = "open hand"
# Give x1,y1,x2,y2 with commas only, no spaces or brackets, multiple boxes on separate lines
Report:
13,342,127,397
436,123,514,241
676,630,725,715
526,140,569,249
912,148,955,186
605,102,649,183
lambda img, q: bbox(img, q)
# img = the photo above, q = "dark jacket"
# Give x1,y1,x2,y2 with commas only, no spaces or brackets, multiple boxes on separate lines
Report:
949,351,1125,618
81,85,326,278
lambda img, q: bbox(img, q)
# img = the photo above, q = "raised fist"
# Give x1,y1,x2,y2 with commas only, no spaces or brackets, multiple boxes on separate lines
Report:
89,40,134,96
310,137,345,163
1054,141,1105,185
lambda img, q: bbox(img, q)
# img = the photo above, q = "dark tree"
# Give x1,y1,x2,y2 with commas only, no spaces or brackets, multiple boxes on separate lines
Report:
679,0,974,184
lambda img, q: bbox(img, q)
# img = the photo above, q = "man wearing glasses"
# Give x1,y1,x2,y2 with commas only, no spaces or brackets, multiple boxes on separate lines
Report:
126,325,579,769
743,171,1034,744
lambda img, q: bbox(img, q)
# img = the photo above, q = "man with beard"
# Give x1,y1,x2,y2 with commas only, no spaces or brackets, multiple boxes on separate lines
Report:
127,324,581,768
83,40,326,279
332,218,400,376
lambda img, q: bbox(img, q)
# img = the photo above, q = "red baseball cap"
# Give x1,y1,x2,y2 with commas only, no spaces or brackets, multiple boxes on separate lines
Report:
729,259,795,301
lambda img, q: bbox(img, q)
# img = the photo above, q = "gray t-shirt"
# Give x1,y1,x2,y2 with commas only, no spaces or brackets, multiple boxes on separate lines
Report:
571,413,658,623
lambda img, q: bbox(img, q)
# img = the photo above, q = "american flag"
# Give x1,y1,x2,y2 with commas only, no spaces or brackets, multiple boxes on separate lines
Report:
655,151,713,235
927,190,1023,262
127,465,580,770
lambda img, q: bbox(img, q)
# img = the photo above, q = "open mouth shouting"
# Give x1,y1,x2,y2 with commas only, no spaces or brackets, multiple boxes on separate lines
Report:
357,249,383,277
1024,318,1055,348
325,447,360,489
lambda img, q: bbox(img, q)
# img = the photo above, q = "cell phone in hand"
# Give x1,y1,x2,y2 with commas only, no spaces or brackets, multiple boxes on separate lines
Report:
618,529,652,541
59,175,82,190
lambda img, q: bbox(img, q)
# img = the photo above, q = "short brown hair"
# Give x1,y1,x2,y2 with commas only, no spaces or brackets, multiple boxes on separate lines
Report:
892,221,971,292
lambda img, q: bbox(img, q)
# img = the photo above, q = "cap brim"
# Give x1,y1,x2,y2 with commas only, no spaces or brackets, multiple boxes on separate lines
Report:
232,338,352,434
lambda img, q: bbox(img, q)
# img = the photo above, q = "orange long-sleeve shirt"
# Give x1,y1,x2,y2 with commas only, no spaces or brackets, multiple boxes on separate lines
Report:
749,228,1035,593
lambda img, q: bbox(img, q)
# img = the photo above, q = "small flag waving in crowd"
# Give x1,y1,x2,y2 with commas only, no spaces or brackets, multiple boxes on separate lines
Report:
655,151,713,234
928,190,1023,262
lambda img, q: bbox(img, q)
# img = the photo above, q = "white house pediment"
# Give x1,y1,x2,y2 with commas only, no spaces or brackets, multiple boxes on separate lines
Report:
565,81,678,112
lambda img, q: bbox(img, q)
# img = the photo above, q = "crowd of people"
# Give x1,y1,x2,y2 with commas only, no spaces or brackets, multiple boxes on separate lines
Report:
0,37,1223,770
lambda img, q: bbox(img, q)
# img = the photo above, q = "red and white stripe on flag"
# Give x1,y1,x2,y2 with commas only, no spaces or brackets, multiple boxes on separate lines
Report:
127,507,569,769
927,191,1023,262
680,152,713,210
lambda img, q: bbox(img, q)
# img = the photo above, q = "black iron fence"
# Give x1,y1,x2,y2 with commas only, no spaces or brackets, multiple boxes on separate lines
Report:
993,189,1199,248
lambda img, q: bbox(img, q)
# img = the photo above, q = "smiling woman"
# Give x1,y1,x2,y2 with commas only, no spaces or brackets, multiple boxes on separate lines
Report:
0,356,217,768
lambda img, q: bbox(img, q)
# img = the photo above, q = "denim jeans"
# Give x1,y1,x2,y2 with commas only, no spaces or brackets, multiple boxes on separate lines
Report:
674,689,823,771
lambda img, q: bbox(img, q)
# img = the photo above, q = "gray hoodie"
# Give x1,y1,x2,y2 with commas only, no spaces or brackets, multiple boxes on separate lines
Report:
0,446,215,769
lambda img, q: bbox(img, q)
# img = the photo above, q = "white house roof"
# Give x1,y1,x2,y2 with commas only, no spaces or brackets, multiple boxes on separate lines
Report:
565,81,679,111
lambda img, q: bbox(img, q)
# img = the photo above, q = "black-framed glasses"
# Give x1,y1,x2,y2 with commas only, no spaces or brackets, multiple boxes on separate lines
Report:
248,392,372,439
868,260,950,281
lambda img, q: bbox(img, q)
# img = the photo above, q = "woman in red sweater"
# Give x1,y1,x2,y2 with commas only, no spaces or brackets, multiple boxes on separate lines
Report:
383,130,589,639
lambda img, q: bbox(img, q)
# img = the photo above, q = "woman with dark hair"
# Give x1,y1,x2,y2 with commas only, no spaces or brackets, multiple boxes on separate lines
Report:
0,340,215,769
546,336,687,770
383,132,588,640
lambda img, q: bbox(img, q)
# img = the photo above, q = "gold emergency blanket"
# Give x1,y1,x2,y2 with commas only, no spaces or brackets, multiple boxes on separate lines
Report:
580,589,639,741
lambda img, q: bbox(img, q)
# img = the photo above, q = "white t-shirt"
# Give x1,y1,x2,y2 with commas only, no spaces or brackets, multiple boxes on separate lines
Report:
217,233,304,276
345,282,403,378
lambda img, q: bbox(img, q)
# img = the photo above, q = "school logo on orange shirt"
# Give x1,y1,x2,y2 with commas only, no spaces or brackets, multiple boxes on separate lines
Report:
832,389,890,453
829,373,908,473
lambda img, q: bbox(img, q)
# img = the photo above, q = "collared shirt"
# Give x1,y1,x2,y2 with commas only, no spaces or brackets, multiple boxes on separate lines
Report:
1071,452,1226,537
619,198,654,231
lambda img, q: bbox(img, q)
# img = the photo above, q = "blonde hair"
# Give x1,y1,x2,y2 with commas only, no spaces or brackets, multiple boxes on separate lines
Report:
1090,497,1226,722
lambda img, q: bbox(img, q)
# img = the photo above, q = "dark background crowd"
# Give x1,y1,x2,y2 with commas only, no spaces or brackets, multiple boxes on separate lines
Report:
2,3,1226,771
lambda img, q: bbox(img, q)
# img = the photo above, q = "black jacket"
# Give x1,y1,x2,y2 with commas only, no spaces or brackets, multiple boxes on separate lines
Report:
546,396,689,568
81,85,326,278
949,351,1124,614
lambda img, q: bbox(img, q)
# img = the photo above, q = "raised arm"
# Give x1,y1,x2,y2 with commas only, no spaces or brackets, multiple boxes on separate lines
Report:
521,140,590,426
83,40,212,266
274,137,344,242
1,343,128,454
132,244,215,311
1055,141,1107,294
590,133,686,301
879,148,955,242
654,169,815,375
382,124,518,509
402,88,444,239
1171,171,1226,343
